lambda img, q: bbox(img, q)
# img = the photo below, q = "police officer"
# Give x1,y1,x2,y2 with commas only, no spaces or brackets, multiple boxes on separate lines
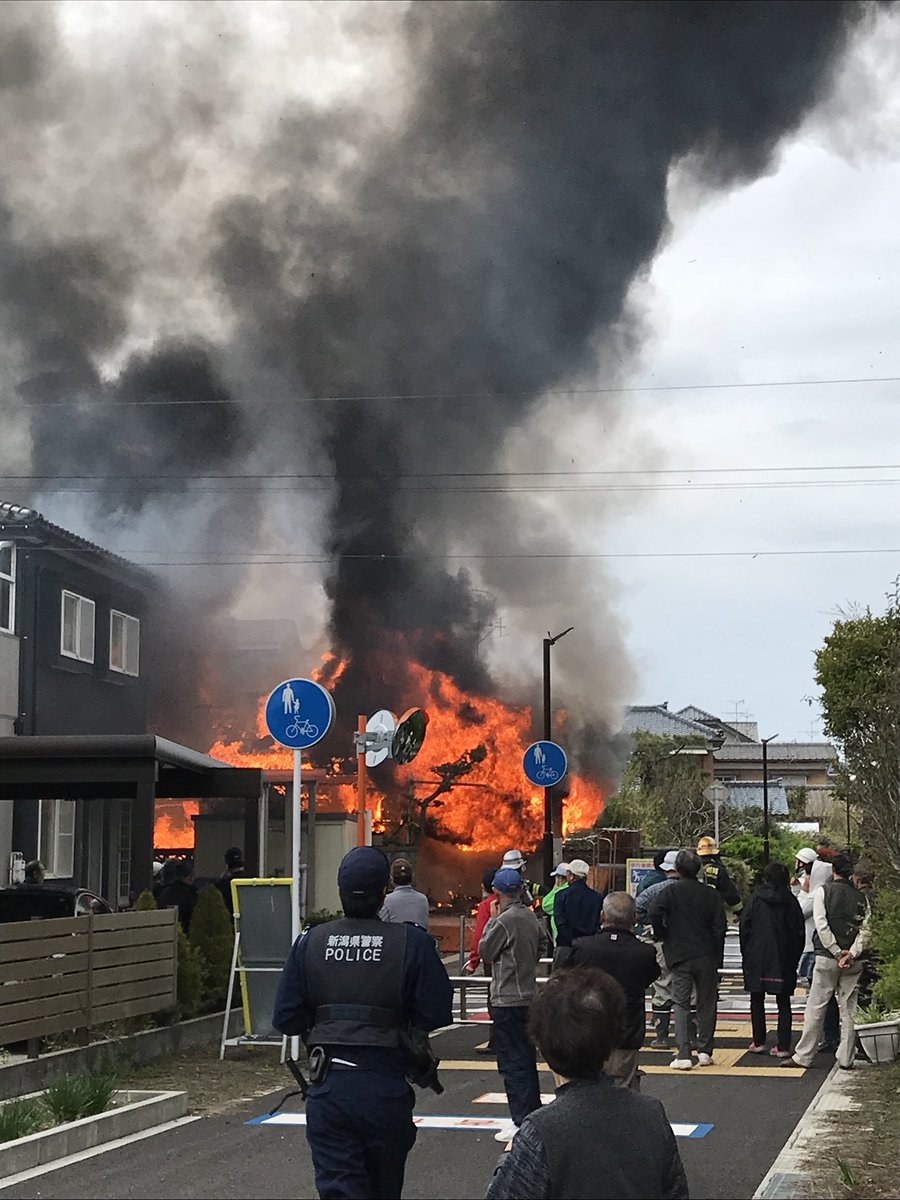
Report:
273,846,453,1200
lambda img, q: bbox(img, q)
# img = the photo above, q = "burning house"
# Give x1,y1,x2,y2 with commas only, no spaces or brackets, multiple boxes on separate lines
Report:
0,4,877,894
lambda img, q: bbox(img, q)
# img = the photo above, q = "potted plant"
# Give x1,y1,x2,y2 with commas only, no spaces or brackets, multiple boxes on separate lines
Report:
854,1004,900,1065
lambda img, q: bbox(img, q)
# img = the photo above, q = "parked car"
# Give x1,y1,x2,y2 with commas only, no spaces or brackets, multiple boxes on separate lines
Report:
0,884,112,923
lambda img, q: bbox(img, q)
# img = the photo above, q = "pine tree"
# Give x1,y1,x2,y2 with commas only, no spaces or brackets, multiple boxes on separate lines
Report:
134,890,157,911
176,924,203,1019
189,885,234,1012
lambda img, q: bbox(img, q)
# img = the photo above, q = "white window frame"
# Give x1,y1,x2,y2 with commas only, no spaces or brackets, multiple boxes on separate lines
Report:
109,610,140,677
38,798,76,879
0,541,14,635
60,590,95,664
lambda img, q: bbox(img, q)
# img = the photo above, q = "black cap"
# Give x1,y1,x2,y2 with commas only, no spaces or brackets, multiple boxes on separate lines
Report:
224,847,244,869
338,847,390,896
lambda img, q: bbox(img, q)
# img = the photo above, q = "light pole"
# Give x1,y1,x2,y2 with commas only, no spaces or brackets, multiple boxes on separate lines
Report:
761,734,778,865
542,626,573,882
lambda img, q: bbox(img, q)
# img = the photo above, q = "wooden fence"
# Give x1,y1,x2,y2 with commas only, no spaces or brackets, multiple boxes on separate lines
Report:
0,909,178,1047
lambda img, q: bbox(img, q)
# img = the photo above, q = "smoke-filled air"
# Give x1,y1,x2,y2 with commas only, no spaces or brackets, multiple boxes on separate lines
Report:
0,1,883,849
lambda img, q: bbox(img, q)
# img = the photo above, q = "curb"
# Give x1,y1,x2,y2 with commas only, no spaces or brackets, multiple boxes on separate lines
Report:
0,1089,187,1178
753,1065,862,1198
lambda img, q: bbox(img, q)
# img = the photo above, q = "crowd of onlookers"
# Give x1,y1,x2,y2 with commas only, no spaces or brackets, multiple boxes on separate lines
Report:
468,836,874,1199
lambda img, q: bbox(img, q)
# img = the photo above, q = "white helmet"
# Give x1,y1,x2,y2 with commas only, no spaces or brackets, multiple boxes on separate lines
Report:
502,848,526,871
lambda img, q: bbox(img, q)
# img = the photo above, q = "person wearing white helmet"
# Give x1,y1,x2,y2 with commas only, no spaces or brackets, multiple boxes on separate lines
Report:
541,863,570,945
500,849,539,907
792,847,819,985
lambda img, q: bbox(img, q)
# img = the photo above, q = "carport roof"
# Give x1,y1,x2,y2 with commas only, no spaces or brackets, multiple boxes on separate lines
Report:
0,735,263,800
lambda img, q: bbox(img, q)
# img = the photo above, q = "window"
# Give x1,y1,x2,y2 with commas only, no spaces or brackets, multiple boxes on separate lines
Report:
109,610,140,676
39,798,76,878
60,590,95,663
0,542,14,634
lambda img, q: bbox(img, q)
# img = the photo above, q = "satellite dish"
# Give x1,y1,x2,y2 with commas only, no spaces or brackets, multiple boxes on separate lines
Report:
392,708,429,765
365,709,397,767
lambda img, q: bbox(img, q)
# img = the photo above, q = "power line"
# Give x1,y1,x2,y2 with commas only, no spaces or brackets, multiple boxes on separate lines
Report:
10,372,900,408
105,547,900,567
8,478,900,496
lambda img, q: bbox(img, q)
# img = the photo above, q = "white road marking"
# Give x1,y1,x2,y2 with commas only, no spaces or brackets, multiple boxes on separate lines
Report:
0,1116,202,1191
249,1111,712,1137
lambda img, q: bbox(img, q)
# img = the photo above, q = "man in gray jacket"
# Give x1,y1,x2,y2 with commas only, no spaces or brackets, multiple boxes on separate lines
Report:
380,858,430,928
479,867,549,1142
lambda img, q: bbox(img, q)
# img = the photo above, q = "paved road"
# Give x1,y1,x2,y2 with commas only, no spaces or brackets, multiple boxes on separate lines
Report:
2,1020,830,1200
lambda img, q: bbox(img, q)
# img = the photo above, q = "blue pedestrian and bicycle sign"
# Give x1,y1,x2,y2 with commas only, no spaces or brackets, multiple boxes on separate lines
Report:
264,678,335,749
522,740,568,787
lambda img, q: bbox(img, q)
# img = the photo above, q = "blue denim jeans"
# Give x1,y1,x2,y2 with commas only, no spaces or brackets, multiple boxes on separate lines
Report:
492,1005,542,1126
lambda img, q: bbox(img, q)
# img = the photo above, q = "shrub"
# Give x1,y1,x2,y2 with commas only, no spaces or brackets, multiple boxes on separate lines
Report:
871,889,900,1014
176,923,203,1019
303,908,342,929
189,885,234,1012
134,890,157,911
721,856,752,904
0,1098,45,1143
43,1070,117,1123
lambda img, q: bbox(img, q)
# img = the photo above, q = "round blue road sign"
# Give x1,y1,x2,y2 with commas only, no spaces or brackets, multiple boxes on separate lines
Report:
265,678,335,749
522,740,568,787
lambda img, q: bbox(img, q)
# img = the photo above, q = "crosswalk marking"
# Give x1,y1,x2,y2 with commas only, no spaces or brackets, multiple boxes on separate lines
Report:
246,1111,714,1138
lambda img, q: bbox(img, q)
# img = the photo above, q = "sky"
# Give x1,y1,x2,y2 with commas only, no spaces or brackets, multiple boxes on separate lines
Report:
4,1,900,753
499,142,900,740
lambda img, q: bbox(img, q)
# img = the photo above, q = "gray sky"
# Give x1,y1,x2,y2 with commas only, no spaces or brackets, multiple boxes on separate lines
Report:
521,107,900,742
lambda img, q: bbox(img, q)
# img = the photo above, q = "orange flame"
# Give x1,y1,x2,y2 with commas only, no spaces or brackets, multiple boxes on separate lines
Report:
152,653,604,853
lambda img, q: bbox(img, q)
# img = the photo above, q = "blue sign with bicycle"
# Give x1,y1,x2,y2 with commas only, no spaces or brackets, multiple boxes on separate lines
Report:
522,740,568,787
264,678,335,749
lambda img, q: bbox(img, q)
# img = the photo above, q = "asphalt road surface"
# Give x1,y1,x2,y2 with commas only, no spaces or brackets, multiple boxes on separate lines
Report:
2,1022,830,1200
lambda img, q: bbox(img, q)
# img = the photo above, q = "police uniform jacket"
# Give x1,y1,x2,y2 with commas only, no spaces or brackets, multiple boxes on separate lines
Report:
273,916,453,1076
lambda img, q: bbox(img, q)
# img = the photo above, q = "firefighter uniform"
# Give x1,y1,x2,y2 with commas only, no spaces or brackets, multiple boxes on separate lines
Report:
273,847,453,1200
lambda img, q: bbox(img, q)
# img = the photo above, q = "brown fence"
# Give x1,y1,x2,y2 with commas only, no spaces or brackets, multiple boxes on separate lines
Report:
0,909,178,1047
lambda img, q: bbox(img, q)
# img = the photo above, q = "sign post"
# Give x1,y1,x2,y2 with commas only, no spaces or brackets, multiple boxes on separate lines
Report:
523,740,568,883
264,678,336,945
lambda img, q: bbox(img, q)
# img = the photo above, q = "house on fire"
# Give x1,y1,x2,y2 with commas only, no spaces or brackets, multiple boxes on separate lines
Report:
0,501,155,897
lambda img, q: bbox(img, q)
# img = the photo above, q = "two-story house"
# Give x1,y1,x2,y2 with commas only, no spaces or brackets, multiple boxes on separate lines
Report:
0,501,155,899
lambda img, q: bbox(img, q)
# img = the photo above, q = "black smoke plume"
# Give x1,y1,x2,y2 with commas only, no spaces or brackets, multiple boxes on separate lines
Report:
0,1,880,786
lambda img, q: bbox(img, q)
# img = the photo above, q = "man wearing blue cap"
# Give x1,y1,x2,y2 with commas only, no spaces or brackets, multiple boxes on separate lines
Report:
478,866,549,1143
273,846,453,1199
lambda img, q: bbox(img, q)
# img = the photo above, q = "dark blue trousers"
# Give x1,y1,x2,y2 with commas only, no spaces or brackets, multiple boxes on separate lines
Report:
492,1005,542,1126
305,1069,416,1200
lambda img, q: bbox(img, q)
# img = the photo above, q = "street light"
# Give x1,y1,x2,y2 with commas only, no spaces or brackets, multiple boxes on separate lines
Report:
542,626,574,881
761,734,778,865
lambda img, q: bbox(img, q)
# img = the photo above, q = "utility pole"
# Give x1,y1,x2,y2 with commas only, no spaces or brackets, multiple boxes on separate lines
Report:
761,734,778,864
542,627,573,882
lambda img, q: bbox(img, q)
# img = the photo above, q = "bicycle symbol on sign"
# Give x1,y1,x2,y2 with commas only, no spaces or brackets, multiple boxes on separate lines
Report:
535,766,559,783
286,715,319,739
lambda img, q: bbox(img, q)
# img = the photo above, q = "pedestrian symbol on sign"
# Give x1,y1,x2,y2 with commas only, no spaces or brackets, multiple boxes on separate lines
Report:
534,745,545,765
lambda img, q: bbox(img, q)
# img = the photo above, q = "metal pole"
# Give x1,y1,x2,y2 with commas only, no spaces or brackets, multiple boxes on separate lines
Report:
761,735,777,866
541,627,573,884
458,914,466,973
714,796,720,848
291,749,302,1061
357,714,368,847
846,794,851,844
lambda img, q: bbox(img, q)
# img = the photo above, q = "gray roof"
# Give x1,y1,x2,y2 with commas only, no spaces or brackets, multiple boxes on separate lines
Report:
675,706,757,745
714,742,837,764
0,501,151,583
622,705,713,740
721,780,789,815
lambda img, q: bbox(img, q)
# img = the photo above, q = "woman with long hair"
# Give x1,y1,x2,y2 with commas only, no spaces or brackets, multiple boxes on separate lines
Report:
740,861,806,1056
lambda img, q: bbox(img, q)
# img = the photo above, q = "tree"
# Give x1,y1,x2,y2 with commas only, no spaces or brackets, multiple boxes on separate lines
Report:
816,597,900,879
189,885,234,1012
601,732,712,845
134,890,157,911
391,744,488,847
175,924,203,1019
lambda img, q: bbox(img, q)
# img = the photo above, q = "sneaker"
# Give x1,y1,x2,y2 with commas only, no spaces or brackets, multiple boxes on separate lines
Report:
770,1048,792,1059
747,1042,768,1054
670,1058,693,1070
649,1036,671,1049
697,1053,714,1066
494,1122,517,1144
780,1056,806,1068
